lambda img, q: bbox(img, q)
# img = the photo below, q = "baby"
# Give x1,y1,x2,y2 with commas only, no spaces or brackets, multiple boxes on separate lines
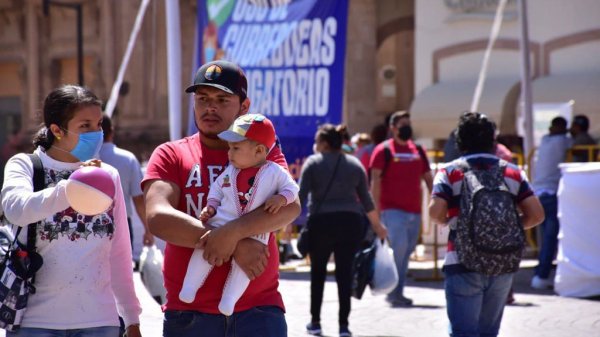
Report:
179,113,299,316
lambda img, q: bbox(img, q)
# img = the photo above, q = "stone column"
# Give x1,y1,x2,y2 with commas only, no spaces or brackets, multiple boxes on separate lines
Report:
25,1,39,129
343,0,377,134
100,0,115,100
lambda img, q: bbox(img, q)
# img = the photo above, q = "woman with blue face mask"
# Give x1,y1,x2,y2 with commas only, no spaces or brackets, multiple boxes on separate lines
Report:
0,85,143,337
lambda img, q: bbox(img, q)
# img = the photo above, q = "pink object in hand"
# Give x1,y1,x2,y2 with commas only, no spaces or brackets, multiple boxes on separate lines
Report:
66,166,115,215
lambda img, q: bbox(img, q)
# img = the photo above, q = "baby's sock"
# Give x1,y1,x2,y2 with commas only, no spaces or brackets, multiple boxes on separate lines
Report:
218,296,236,316
179,286,197,303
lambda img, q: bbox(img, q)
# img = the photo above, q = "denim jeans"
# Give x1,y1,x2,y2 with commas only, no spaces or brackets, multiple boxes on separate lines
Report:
163,306,287,337
381,209,421,300
7,326,120,337
534,194,559,279
445,272,514,337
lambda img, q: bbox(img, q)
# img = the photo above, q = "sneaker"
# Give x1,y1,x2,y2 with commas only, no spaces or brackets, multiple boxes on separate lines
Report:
531,275,554,289
306,322,322,336
340,325,352,337
386,294,413,306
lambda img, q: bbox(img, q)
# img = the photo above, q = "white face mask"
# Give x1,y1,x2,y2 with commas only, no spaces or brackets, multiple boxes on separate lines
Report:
312,143,319,154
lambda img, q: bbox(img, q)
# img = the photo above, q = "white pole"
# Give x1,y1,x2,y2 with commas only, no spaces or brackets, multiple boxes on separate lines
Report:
518,0,534,161
471,0,508,112
165,0,182,141
104,0,151,118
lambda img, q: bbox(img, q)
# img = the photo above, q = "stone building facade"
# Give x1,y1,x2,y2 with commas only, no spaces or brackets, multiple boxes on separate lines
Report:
0,0,415,161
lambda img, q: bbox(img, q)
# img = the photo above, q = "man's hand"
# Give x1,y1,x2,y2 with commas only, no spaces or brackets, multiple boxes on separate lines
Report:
124,324,141,337
233,238,269,280
199,206,216,222
197,225,241,266
264,195,286,214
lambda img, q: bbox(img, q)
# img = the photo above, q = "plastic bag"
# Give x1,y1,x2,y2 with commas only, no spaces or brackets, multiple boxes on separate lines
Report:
370,239,398,296
139,245,166,304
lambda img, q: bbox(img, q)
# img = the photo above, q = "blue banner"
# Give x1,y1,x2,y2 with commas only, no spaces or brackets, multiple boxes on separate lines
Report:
193,0,349,179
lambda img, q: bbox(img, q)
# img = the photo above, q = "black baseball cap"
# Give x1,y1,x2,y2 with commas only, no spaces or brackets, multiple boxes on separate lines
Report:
185,60,248,100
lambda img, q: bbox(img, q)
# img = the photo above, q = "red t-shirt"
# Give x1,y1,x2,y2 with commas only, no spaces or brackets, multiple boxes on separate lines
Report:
142,133,287,314
369,139,430,213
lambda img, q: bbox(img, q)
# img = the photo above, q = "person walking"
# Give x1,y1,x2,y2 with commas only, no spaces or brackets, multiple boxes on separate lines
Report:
369,110,432,306
142,60,301,337
99,114,154,255
429,112,544,337
530,116,572,289
1,85,142,337
299,123,388,337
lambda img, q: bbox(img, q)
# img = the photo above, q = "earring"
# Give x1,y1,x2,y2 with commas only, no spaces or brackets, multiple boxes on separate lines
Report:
55,135,61,140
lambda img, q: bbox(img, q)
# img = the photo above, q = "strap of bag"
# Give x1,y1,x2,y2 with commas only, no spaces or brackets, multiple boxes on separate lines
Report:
380,140,392,178
5,155,44,251
26,154,44,253
313,153,342,215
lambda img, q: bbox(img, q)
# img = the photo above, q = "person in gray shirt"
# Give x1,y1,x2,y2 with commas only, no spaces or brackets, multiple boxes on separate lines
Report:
299,123,387,337
531,116,572,289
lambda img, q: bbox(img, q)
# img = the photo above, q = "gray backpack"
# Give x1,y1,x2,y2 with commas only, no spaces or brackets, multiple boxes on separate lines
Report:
455,159,525,276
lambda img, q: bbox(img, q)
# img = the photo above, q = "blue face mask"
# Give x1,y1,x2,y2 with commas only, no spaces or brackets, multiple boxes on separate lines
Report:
68,130,104,162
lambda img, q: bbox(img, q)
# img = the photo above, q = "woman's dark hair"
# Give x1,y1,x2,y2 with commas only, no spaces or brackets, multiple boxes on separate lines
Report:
316,123,348,151
370,124,388,145
33,85,102,150
455,112,495,154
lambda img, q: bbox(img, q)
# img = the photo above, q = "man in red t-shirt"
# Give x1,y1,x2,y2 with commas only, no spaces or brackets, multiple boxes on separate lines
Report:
142,60,300,337
369,111,433,307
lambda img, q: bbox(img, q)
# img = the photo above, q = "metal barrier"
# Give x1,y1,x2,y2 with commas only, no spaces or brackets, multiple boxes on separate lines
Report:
566,145,600,162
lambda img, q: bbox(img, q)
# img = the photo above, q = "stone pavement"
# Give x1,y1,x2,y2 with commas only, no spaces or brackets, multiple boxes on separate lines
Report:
132,258,599,337
1,259,598,337
279,258,600,337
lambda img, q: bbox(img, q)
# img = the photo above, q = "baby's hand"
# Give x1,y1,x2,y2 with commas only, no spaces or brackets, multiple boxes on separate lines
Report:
264,195,286,214
200,206,216,222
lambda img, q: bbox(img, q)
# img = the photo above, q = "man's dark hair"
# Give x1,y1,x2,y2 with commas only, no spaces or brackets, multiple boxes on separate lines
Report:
388,110,410,127
551,116,567,128
572,115,590,132
101,114,113,142
455,112,495,154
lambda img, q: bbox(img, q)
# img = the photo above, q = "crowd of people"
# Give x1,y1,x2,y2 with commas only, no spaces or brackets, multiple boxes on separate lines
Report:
0,58,597,337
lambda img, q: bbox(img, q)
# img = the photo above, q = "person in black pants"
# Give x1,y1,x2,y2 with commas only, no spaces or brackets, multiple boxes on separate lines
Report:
299,124,388,337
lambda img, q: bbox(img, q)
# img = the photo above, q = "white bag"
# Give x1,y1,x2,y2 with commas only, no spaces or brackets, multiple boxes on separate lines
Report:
139,245,167,304
370,239,398,296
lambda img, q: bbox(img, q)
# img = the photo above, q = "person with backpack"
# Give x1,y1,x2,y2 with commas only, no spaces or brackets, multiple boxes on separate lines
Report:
369,110,432,306
429,112,544,337
0,85,142,336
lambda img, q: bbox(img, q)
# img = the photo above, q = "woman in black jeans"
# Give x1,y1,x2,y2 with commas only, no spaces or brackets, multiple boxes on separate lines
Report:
299,124,388,337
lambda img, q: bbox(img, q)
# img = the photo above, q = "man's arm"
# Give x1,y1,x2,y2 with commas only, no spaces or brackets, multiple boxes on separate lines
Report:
144,179,208,248
200,198,301,266
518,195,545,229
132,194,154,246
370,168,382,213
429,196,449,225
